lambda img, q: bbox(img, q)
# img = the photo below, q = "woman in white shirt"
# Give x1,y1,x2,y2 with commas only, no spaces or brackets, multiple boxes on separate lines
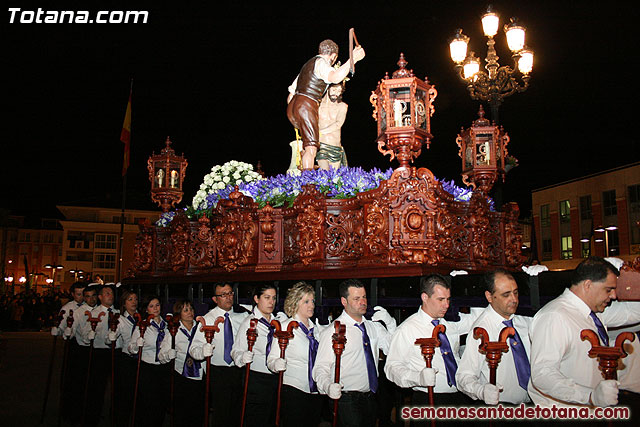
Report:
158,299,204,427
113,289,138,426
231,284,278,427
267,281,321,427
128,295,169,427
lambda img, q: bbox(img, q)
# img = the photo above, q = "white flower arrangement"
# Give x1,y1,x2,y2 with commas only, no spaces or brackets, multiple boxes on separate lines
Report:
191,160,263,210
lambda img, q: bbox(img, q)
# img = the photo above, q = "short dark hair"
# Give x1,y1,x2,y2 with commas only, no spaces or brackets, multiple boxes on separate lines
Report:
419,274,450,297
319,39,338,56
483,269,516,294
98,284,115,295
83,286,97,296
252,283,277,305
339,279,365,299
570,256,619,287
70,281,86,292
141,295,161,315
214,283,232,294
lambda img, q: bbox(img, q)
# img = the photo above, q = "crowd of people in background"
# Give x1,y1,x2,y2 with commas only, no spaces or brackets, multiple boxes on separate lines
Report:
0,290,68,331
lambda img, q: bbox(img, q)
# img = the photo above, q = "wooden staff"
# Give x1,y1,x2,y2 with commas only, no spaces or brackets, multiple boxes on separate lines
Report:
473,326,515,386
581,330,635,426
348,28,361,76
40,310,64,424
271,319,299,427
331,321,347,427
57,309,74,427
81,310,106,426
415,323,445,427
196,315,225,427
580,329,636,381
108,311,120,427
130,313,154,427
165,314,180,427
240,318,259,427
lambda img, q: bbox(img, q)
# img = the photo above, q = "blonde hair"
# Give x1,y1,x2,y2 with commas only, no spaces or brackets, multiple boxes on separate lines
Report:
284,282,315,317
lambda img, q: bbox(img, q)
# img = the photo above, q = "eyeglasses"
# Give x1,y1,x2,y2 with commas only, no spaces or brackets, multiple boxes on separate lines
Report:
214,292,234,298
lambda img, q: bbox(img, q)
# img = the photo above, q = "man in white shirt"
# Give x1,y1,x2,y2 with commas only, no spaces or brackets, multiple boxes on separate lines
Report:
84,284,119,426
287,39,364,170
313,279,391,427
529,256,640,407
189,283,249,427
385,274,478,411
456,270,532,405
52,281,85,338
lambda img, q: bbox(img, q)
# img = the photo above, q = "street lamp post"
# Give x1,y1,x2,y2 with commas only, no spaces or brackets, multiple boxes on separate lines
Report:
69,268,84,281
44,264,64,291
595,225,618,256
449,6,534,124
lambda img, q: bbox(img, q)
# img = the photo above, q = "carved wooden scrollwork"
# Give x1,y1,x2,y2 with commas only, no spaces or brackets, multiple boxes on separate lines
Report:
325,208,364,259
128,219,154,276
169,212,190,272
295,185,325,265
214,188,258,272
189,215,215,269
259,204,278,260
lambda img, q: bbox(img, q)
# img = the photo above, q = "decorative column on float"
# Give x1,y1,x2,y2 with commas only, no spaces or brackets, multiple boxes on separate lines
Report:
370,54,437,168
148,137,188,212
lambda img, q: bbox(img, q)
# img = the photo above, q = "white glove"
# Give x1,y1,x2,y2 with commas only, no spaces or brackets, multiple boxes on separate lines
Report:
522,265,549,276
168,349,177,360
136,337,145,348
450,270,468,276
273,358,287,372
51,327,60,337
202,343,214,358
274,311,288,322
63,327,72,338
88,330,96,340
328,382,342,400
241,350,254,365
604,257,624,270
591,379,619,407
481,383,501,405
418,367,438,387
372,306,397,333
107,331,117,343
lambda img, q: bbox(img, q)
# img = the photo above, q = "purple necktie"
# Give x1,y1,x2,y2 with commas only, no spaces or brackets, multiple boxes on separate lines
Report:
431,319,457,387
502,319,531,390
181,325,202,378
151,320,166,362
258,317,275,367
224,312,233,365
298,322,319,392
355,323,378,393
127,315,137,336
589,312,609,346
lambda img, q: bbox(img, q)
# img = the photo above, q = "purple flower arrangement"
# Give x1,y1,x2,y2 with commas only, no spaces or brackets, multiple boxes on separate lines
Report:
158,167,489,226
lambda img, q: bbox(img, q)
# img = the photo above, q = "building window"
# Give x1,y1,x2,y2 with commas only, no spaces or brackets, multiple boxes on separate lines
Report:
629,184,640,245
607,229,620,256
95,234,117,250
581,241,590,258
542,238,552,260
559,200,571,223
561,236,573,259
602,190,617,216
579,195,592,220
94,253,116,269
540,204,550,227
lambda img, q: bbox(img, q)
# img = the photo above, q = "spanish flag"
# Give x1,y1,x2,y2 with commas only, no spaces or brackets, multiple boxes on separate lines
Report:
120,90,132,176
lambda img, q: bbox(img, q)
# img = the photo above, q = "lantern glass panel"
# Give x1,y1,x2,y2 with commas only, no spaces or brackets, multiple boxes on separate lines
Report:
464,135,473,170
154,167,166,188
475,133,493,166
379,95,387,135
169,163,181,188
390,87,412,127
415,89,428,131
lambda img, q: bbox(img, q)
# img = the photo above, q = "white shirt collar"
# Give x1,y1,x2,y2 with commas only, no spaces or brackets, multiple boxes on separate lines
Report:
563,287,593,319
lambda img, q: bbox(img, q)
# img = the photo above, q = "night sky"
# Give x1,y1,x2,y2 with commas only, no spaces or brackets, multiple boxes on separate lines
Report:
5,0,639,220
